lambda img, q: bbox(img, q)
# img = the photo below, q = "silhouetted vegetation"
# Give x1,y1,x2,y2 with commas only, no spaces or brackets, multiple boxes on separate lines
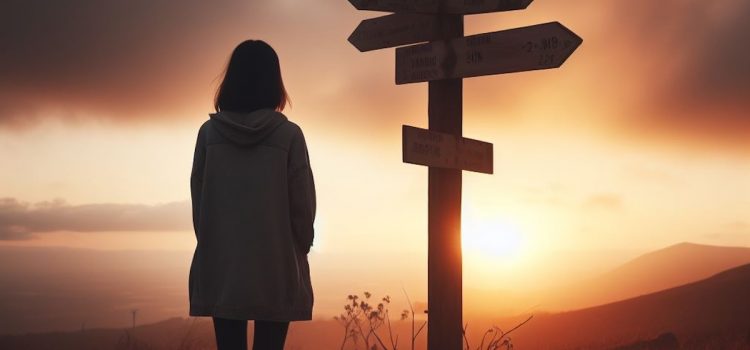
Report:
334,292,409,350
462,315,533,350
334,291,532,350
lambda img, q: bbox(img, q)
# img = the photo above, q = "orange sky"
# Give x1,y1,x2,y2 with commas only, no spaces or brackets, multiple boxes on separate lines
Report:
1,0,749,320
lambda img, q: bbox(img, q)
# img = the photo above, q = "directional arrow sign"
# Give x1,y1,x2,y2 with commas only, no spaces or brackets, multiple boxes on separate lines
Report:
395,21,582,84
349,13,452,52
403,125,493,174
349,0,533,15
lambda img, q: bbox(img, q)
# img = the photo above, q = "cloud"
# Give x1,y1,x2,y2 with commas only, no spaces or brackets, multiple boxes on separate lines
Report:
1,0,748,153
723,221,748,231
703,221,750,242
605,0,750,147
0,197,190,240
0,0,266,128
582,194,623,211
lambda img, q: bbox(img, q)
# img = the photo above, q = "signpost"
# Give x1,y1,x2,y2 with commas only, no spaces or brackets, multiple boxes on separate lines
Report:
349,0,534,15
396,22,582,84
347,2,581,349
403,125,493,174
349,13,446,52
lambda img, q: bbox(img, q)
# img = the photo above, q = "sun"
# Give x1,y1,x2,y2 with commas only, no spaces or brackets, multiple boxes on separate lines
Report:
462,216,525,264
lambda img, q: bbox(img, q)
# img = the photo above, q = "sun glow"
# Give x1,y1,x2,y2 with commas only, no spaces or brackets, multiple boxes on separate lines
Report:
462,214,525,264
461,210,530,290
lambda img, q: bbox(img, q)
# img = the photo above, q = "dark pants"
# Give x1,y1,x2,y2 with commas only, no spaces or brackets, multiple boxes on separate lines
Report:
212,317,289,350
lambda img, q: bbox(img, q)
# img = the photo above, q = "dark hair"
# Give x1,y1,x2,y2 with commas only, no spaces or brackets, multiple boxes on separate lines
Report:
214,40,289,112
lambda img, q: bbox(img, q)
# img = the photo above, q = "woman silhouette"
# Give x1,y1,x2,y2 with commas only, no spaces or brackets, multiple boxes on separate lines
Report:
188,40,316,350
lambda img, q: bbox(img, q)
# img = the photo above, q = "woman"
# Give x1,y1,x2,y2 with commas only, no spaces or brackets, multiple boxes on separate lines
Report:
188,40,316,350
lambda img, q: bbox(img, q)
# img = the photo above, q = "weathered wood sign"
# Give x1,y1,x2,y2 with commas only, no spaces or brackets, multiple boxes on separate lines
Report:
349,13,446,52
403,125,493,174
349,0,533,15
346,2,580,349
396,22,582,84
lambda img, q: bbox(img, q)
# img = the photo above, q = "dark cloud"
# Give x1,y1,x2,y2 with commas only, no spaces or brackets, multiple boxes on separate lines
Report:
0,197,190,240
608,0,750,146
1,0,748,152
0,0,263,127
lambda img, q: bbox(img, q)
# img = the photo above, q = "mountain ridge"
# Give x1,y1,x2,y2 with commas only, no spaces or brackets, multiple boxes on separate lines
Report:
505,262,750,349
544,241,750,311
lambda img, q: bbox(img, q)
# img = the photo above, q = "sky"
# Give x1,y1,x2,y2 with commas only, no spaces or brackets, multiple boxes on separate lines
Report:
1,0,749,322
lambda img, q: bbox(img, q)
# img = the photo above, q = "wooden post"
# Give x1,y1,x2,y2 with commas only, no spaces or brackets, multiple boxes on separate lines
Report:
347,4,581,349
427,14,464,350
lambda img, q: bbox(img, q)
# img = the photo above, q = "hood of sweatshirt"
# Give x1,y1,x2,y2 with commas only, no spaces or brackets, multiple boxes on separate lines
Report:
209,109,288,146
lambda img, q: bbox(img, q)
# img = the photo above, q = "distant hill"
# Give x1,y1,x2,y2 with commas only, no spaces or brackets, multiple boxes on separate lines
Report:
3,243,750,349
546,242,750,311
3,263,750,349
0,245,422,335
0,317,214,350
0,246,193,335
502,263,750,349
0,316,405,350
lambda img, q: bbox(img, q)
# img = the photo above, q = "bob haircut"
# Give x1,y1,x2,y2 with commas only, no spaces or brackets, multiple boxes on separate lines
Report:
214,40,289,113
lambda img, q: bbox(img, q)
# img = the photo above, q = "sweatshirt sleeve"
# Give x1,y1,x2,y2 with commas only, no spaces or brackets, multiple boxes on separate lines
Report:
190,123,207,239
288,127,316,254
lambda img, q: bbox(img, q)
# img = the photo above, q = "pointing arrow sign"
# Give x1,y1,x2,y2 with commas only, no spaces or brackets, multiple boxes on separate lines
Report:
403,125,493,174
349,0,533,15
395,21,582,84
348,13,451,52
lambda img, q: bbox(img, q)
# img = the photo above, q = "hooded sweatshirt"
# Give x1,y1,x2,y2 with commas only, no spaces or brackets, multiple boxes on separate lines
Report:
188,108,315,321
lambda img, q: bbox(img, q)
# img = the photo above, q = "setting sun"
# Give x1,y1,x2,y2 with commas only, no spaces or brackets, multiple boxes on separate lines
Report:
463,215,525,263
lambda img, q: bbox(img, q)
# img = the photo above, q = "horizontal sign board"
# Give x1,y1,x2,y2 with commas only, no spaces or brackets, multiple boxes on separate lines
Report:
348,13,445,52
403,125,493,174
349,0,533,15
395,22,582,84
